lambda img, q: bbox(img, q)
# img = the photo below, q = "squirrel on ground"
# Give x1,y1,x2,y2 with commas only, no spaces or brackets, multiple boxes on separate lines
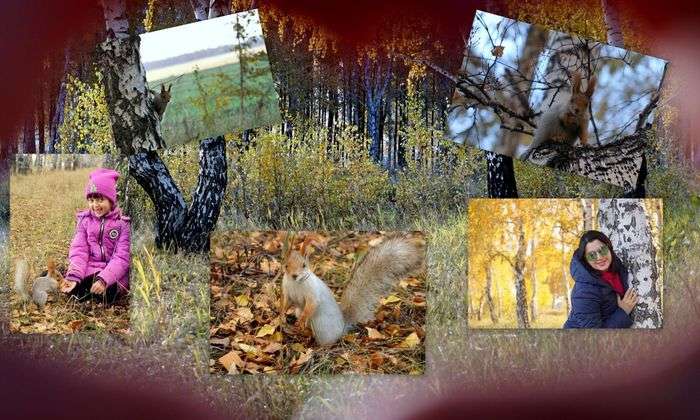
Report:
522,71,596,160
150,84,171,120
14,258,64,308
280,234,426,346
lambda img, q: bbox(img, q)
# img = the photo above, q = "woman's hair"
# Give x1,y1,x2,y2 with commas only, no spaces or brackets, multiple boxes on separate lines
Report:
575,230,619,273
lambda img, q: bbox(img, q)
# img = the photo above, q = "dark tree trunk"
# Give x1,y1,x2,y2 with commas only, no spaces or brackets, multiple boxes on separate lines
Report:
363,57,389,163
486,152,518,198
37,84,46,153
49,47,70,152
128,152,187,248
179,136,227,252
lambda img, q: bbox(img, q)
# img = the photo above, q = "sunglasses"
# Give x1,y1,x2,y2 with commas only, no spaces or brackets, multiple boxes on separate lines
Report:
586,244,610,262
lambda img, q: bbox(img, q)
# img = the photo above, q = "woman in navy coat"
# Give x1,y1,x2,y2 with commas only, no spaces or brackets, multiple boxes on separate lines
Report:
564,230,639,328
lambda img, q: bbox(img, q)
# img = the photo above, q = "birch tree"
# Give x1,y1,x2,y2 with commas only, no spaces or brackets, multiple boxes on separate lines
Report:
100,0,228,252
598,199,662,328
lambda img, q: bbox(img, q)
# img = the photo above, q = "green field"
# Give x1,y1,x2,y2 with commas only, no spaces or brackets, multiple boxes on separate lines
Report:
151,54,281,146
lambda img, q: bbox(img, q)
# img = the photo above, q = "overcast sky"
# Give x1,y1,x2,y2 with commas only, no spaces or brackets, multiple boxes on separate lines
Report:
140,10,263,63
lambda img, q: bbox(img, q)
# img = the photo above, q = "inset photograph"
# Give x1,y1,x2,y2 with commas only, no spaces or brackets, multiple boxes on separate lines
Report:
9,155,130,334
209,231,427,374
140,9,281,146
448,11,668,189
467,199,662,329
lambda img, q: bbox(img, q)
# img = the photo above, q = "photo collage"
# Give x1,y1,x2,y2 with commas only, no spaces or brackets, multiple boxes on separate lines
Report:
2,1,699,417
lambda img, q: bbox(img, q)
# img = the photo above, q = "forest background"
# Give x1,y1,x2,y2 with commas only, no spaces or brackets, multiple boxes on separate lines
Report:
0,0,699,418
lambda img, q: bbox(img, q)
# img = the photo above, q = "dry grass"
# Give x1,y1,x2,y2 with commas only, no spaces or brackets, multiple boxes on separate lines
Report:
8,168,129,335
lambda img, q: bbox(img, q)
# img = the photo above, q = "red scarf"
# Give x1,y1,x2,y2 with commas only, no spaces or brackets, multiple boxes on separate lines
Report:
600,270,624,296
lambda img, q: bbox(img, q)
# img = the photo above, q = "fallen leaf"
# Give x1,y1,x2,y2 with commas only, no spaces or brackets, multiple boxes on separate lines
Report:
236,307,254,322
67,319,85,333
369,352,385,369
291,343,306,353
218,351,243,374
412,293,426,307
235,294,249,307
262,342,283,353
238,343,258,354
260,259,280,274
366,327,385,340
291,348,313,368
397,332,421,348
381,294,401,305
263,240,280,253
256,324,276,338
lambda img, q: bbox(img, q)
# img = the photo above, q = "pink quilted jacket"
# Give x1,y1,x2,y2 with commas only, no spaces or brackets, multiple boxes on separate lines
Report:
65,207,131,292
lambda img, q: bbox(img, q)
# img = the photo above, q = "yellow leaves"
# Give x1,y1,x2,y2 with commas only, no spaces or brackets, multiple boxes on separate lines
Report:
235,294,250,307
381,294,402,305
238,343,258,355
397,332,421,349
256,323,276,338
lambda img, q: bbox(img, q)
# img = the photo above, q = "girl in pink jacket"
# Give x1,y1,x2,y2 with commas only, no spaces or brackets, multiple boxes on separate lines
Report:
60,168,130,303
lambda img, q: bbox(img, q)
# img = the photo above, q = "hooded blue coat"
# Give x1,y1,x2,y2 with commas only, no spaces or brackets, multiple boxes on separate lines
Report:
563,252,633,329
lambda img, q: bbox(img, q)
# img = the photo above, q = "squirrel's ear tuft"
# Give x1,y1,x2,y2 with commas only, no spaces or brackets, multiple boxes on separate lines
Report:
300,237,315,257
166,84,172,93
281,232,296,260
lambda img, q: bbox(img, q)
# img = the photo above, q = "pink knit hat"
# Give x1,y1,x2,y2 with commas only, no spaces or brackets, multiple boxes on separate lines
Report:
85,168,120,205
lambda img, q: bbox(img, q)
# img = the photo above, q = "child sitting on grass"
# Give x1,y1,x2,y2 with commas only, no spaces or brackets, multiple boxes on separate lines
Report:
60,168,130,304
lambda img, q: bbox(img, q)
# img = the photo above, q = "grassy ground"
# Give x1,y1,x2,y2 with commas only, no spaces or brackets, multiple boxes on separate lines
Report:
152,55,281,147
8,168,129,335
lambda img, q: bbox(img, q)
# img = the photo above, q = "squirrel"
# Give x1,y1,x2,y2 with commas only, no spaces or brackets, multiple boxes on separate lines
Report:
150,84,172,120
523,71,596,160
280,234,426,346
14,258,63,308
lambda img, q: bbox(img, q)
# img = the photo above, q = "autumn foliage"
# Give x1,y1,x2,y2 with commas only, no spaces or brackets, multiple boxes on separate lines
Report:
209,231,426,374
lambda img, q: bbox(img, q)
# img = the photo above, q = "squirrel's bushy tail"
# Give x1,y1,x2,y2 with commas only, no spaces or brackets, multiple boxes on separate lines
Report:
340,234,426,326
14,258,30,302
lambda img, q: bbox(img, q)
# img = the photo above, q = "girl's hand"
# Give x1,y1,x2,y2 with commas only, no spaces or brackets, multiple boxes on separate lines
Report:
617,288,639,315
91,278,107,295
61,280,77,293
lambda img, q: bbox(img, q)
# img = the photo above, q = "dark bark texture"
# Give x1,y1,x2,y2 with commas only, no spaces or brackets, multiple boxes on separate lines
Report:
527,129,650,191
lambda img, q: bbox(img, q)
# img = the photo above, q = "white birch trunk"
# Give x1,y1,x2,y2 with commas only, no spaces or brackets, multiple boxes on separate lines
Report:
598,199,662,328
